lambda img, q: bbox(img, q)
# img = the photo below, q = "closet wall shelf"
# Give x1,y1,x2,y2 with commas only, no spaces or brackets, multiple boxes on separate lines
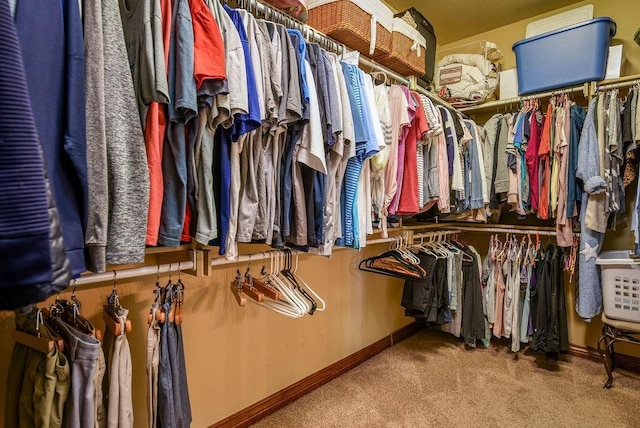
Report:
145,244,192,255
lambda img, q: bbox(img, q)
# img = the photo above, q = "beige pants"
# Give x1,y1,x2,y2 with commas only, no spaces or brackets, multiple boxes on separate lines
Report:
103,308,134,428
146,306,161,428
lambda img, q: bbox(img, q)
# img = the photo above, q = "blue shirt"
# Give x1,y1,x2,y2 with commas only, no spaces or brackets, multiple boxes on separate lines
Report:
341,62,367,145
0,0,54,307
224,5,260,141
17,0,87,275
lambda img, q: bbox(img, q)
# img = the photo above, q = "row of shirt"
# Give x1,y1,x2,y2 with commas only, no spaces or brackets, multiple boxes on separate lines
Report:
579,87,640,321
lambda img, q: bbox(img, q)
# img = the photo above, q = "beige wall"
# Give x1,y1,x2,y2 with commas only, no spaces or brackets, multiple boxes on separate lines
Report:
438,0,640,77
0,244,411,427
3,2,640,426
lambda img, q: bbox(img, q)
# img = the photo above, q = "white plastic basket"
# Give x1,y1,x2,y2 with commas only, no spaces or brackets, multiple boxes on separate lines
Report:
596,250,640,323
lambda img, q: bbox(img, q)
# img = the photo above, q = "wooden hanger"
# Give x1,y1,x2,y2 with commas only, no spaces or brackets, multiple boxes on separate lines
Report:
103,274,132,335
13,307,65,354
231,270,247,306
242,263,264,303
147,267,166,325
174,267,186,325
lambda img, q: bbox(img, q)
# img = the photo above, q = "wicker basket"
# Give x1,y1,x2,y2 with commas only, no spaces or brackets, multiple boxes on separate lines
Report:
307,0,393,58
379,17,427,76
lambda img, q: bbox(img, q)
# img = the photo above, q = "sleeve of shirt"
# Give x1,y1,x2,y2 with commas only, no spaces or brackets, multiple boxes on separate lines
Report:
190,0,226,89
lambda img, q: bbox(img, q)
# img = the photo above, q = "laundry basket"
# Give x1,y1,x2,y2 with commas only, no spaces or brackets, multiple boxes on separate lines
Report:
597,251,640,323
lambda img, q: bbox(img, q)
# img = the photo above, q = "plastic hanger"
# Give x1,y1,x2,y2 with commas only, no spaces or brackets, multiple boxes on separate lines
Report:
280,250,317,315
266,252,305,316
291,251,326,312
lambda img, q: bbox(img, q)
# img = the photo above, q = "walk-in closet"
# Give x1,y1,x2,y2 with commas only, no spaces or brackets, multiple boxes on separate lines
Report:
2,0,640,426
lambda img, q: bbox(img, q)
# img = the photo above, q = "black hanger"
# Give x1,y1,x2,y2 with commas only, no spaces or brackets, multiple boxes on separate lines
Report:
358,249,425,281
281,250,317,315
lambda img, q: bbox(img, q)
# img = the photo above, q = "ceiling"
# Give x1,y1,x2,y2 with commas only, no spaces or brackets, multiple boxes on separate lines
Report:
383,0,585,45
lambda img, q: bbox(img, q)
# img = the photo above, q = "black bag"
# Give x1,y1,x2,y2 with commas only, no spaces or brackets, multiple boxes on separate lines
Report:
394,8,436,86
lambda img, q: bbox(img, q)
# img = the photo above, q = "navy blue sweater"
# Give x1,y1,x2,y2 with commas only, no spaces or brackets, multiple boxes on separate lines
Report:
15,0,88,276
0,0,54,309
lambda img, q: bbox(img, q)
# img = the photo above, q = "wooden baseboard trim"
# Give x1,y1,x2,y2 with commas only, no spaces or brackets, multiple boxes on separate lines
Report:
210,322,424,428
569,344,640,372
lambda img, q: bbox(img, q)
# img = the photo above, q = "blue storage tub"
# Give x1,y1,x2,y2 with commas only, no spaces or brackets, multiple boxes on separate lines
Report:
512,17,616,95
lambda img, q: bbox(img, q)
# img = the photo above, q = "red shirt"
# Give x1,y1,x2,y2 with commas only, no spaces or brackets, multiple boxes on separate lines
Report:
537,104,552,220
397,92,428,215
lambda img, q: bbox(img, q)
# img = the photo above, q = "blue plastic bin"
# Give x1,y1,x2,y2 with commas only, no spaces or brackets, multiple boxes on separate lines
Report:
512,17,616,95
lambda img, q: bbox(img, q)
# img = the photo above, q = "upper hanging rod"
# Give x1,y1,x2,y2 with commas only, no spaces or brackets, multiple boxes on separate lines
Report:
458,84,587,113
434,224,578,237
74,258,196,286
594,73,640,92
233,0,345,55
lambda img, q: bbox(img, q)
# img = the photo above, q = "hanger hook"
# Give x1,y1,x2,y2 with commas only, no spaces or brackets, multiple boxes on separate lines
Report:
71,278,78,299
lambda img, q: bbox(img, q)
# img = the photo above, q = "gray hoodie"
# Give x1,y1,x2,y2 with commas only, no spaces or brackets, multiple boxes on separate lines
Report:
84,0,150,271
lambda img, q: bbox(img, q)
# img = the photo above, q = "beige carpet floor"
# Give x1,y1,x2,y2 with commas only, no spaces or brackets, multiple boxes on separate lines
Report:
253,329,640,427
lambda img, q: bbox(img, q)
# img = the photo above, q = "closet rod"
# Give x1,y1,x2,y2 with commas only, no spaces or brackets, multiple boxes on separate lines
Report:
458,84,587,113
595,77,640,92
74,257,196,286
408,76,461,112
71,235,406,286
358,55,409,86
448,225,578,237
236,0,344,55
358,56,461,112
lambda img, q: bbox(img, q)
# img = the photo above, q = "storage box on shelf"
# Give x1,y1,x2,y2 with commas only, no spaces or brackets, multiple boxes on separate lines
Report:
307,0,393,59
434,40,503,108
513,17,616,95
597,251,640,323
393,8,436,85
378,15,427,77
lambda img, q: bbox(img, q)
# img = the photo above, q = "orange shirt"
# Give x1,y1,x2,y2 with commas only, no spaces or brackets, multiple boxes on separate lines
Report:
189,0,226,88
145,0,173,246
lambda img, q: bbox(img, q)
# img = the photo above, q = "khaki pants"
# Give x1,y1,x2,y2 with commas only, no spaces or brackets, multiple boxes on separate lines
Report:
146,306,161,428
103,308,134,427
5,314,70,428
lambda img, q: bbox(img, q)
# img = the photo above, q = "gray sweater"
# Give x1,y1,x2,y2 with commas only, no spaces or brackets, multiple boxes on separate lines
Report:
84,0,150,271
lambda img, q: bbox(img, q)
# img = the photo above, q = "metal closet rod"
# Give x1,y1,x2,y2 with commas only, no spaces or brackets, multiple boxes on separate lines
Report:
458,84,586,113
434,224,577,237
74,259,196,286
595,78,640,92
70,236,402,286
69,224,569,286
